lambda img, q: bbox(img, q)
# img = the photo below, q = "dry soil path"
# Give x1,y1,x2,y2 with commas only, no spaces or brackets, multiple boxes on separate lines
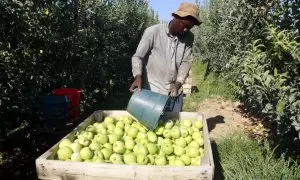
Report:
197,97,251,141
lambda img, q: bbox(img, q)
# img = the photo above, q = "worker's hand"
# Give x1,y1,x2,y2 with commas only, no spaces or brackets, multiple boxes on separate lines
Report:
170,82,182,97
129,75,142,93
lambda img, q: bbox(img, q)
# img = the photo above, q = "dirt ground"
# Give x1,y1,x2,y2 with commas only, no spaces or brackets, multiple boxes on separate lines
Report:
197,96,267,142
197,97,266,180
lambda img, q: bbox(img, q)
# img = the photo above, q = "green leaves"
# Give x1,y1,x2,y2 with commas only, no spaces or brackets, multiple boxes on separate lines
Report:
234,27,300,147
0,0,158,134
195,0,268,75
195,0,300,152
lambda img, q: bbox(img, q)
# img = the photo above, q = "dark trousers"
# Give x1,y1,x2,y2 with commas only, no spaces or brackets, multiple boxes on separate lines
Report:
165,93,183,112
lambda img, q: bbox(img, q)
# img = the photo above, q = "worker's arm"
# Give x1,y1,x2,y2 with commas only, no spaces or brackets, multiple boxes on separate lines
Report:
130,27,154,92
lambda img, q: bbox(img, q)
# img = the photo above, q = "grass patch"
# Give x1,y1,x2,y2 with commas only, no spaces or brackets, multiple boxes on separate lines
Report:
183,61,236,111
217,133,300,179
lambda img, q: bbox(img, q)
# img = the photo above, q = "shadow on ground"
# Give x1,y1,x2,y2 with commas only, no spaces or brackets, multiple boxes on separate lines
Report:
206,115,225,179
206,115,225,132
211,141,225,180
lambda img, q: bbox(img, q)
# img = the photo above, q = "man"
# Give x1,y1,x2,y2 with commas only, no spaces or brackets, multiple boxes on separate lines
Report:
129,2,201,112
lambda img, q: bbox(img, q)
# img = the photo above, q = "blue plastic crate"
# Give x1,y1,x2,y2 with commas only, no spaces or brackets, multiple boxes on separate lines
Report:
41,96,70,129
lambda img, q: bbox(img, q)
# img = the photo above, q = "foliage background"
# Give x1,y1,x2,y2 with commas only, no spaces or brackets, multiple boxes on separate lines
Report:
0,0,158,136
0,1,158,178
194,0,300,156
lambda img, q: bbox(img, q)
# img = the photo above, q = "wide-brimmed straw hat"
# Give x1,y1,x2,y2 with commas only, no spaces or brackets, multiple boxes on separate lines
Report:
172,2,202,25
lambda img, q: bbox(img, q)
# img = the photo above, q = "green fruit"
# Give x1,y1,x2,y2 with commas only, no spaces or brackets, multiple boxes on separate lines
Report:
154,126,164,135
179,127,189,137
127,127,138,138
114,127,124,136
124,149,133,154
125,138,135,150
189,140,200,149
57,146,73,160
191,156,201,166
93,122,101,128
78,137,91,146
175,137,187,147
71,152,82,162
147,131,157,143
94,123,105,130
133,144,148,156
136,132,147,140
199,148,204,157
163,129,172,139
182,119,192,127
137,154,148,165
104,116,115,124
171,127,181,139
70,142,82,153
192,126,200,132
80,147,94,160
103,143,113,150
138,126,147,133
157,137,164,146
93,157,105,163
124,124,131,132
96,127,107,134
163,138,173,145
187,128,194,136
101,148,113,160
123,153,137,164
94,134,108,145
169,159,176,165
147,154,155,165
89,141,101,151
109,153,123,164
162,143,173,155
185,136,193,144
192,131,202,140
174,146,185,156
155,155,167,165
174,159,185,166
187,147,200,158
106,124,115,133
197,137,204,146
83,131,94,140
123,116,133,125
113,141,126,154
167,155,176,161
86,125,96,133
116,121,125,129
194,120,203,129
180,154,191,165
59,139,72,149
139,139,149,145
94,150,104,160
108,134,120,144
147,143,158,155
164,120,174,129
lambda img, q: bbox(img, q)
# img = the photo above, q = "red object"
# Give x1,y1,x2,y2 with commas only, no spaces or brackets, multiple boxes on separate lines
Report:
52,88,82,121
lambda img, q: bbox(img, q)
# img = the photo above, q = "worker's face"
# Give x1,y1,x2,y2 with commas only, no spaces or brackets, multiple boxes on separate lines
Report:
171,17,195,36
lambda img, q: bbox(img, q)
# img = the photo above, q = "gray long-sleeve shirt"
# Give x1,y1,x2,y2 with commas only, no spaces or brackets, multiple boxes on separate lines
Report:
132,23,194,95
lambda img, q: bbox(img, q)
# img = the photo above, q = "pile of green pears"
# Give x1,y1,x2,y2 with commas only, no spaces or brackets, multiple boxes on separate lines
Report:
56,115,204,166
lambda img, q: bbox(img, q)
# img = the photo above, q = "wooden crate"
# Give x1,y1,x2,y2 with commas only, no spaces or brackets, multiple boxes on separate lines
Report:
36,110,215,180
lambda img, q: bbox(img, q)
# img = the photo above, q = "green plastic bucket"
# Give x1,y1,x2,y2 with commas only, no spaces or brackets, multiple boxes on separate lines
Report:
127,89,170,130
